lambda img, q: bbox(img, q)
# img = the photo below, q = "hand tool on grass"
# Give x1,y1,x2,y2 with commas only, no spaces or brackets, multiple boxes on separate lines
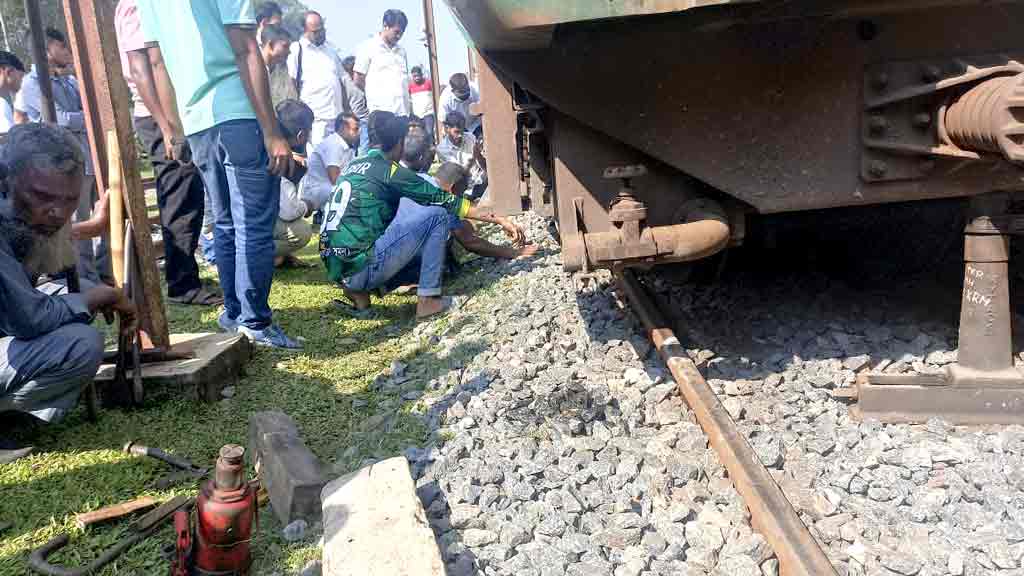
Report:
28,495,192,576
74,497,158,530
123,441,210,489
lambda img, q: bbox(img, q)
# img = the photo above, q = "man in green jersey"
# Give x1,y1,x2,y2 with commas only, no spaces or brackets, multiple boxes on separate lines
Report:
321,111,521,319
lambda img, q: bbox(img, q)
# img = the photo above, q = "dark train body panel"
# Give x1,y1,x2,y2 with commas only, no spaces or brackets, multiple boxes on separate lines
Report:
447,0,1024,271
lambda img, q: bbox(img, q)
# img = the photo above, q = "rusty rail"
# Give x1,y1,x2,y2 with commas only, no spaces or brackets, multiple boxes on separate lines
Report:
615,269,838,576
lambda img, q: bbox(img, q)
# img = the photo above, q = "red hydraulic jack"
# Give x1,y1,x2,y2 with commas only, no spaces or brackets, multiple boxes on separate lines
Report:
854,193,1024,424
171,445,258,576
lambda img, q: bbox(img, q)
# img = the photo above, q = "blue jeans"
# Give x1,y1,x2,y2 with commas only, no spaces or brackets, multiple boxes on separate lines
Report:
358,118,369,157
344,199,449,297
188,120,280,330
200,189,216,264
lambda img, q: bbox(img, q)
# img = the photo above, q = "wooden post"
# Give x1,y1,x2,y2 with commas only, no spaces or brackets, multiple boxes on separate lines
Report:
422,0,443,143
63,0,169,348
107,130,125,288
24,0,56,123
467,47,478,82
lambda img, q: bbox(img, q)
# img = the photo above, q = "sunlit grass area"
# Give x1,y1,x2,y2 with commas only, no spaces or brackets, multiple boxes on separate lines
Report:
0,238,507,575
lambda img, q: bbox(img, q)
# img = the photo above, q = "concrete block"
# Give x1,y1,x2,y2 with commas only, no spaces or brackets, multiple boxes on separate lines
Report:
249,411,325,525
322,457,444,576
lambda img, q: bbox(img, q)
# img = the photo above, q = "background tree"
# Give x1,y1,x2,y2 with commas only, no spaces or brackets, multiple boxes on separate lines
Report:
0,0,71,63
0,0,308,66
274,0,312,39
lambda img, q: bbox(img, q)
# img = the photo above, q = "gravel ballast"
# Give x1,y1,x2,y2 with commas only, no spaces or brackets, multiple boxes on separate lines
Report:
400,214,774,576
393,202,1024,576
642,205,1024,576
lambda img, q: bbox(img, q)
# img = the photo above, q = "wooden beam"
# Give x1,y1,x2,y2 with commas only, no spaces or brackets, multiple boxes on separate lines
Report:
24,0,56,123
107,130,126,288
63,0,170,348
422,0,443,143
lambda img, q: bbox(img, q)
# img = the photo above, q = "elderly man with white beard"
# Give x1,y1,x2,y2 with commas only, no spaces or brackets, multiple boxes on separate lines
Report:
0,123,137,464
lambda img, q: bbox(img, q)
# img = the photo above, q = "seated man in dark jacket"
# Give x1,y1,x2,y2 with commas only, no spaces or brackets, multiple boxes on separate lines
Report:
0,124,137,463
321,111,518,319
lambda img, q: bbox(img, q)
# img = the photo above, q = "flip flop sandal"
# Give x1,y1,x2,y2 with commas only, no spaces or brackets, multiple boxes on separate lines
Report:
331,299,377,319
169,286,224,306
416,296,461,321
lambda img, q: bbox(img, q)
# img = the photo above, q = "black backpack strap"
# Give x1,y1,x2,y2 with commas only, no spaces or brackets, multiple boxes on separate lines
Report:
295,42,304,97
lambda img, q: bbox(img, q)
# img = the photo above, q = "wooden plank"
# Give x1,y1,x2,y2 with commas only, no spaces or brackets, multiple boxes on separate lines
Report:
477,52,524,216
107,131,126,288
75,497,158,530
63,0,169,348
96,333,252,403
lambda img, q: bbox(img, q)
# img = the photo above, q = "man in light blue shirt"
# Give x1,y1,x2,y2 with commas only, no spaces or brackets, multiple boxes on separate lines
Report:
137,0,301,349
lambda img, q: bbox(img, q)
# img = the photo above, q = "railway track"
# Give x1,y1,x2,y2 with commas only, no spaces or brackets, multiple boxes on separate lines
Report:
610,204,1024,576
615,269,839,576
413,209,1024,576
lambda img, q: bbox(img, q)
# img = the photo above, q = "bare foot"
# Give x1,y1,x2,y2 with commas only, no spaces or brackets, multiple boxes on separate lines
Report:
274,255,285,268
416,296,452,319
343,287,372,310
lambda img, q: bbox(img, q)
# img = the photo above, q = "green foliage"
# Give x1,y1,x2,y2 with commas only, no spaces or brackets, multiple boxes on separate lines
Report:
0,237,505,575
266,0,310,40
0,0,307,67
0,0,69,65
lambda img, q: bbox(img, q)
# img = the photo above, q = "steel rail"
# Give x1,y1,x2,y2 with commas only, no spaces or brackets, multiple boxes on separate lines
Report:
615,269,839,576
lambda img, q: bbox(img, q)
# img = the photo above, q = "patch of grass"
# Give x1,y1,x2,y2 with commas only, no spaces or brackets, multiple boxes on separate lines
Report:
0,240,507,575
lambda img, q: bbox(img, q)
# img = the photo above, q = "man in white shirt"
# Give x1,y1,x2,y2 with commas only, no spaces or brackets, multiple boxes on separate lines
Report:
287,11,348,150
437,111,487,201
273,100,316,268
302,112,359,212
0,51,25,138
340,56,369,154
354,9,410,117
439,73,481,136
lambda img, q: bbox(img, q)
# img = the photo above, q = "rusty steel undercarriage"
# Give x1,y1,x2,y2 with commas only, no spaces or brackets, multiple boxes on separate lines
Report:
452,0,1024,425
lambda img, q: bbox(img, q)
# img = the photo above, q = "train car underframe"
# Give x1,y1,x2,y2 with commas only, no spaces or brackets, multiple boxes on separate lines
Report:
472,2,1024,423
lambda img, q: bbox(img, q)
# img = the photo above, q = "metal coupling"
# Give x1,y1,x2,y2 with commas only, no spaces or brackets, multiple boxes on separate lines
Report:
945,72,1024,163
565,196,730,271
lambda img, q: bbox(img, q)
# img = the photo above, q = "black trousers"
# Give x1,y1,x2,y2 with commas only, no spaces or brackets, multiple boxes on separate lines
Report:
135,116,205,297
421,113,436,144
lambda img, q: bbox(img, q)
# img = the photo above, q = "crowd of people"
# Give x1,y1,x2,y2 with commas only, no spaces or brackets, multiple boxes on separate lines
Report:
0,1,537,462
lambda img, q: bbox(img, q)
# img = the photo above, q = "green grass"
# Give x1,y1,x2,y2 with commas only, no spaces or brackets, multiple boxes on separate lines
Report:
0,242,507,576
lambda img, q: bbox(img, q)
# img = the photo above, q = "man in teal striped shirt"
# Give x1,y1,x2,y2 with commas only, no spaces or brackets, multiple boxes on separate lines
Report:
136,0,301,349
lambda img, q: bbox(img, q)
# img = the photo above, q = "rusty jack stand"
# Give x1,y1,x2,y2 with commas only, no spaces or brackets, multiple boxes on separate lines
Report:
855,193,1024,424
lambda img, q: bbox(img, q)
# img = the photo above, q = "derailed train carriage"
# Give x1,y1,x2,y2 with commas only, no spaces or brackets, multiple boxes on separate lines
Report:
444,0,1024,423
